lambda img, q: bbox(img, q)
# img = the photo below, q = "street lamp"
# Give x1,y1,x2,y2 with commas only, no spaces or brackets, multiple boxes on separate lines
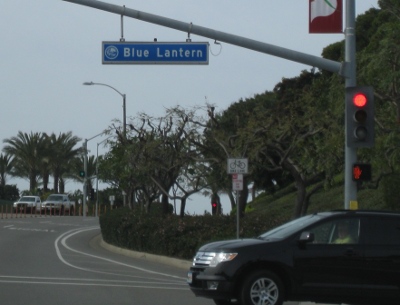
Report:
82,131,105,217
83,81,127,138
96,135,113,217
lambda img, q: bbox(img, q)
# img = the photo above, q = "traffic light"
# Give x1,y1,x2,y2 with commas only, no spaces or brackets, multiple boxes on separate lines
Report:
352,163,372,181
79,170,85,178
211,202,217,215
90,188,95,200
346,86,374,148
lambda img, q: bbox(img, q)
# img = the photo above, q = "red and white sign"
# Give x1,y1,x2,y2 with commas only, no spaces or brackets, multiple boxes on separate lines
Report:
309,0,343,34
232,174,243,191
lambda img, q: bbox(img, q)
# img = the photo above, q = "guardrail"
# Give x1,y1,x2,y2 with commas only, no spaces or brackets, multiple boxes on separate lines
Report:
0,204,110,219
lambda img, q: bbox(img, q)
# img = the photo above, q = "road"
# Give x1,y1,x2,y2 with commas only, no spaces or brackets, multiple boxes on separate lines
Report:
0,214,301,305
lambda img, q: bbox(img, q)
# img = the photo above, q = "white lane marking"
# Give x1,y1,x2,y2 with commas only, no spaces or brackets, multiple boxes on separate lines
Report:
55,227,186,281
0,275,186,286
0,279,187,289
3,225,14,228
8,227,56,232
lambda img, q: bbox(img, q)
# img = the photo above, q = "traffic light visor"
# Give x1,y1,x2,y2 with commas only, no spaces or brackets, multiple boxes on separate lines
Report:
353,93,367,107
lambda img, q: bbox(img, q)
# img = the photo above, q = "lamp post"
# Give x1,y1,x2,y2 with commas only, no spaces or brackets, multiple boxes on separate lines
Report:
83,81,127,138
96,136,113,217
83,131,105,217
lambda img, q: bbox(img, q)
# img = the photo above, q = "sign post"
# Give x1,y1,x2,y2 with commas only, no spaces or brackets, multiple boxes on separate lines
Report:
228,159,248,239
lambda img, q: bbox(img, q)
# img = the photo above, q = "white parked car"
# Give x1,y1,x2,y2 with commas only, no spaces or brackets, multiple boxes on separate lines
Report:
41,194,74,214
13,196,41,213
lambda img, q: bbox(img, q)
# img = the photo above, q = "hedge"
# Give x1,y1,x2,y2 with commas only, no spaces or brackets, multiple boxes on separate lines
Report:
99,207,290,260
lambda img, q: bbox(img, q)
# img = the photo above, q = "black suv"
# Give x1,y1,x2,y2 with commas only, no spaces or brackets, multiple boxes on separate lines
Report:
187,210,400,305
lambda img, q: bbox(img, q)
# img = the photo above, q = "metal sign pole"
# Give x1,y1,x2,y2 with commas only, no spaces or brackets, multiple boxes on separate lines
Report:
344,0,357,209
236,190,239,239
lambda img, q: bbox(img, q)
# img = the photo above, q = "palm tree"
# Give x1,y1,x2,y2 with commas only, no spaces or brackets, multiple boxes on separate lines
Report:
45,132,81,193
0,153,13,187
3,131,47,191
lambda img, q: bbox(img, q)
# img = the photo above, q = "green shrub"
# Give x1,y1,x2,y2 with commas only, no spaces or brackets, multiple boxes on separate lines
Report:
99,208,288,260
99,180,391,261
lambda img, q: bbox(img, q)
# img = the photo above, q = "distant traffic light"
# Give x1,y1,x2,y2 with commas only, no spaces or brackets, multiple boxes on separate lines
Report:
90,188,95,200
346,86,374,148
211,202,217,215
352,163,372,181
79,170,85,178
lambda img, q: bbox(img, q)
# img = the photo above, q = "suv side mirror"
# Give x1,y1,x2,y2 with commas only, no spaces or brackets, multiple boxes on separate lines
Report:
299,232,314,244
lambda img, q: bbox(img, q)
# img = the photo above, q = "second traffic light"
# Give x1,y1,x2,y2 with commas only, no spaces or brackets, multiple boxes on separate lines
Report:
346,86,374,148
79,170,85,178
211,202,217,215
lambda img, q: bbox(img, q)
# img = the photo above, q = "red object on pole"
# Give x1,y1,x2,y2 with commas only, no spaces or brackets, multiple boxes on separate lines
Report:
309,0,343,33
353,165,362,180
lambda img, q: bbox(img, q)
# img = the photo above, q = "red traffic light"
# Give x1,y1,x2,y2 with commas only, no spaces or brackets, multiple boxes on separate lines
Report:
212,202,217,208
353,93,367,107
346,86,374,148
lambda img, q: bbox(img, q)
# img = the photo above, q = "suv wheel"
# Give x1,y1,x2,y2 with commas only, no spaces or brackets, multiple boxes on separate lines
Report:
240,270,283,305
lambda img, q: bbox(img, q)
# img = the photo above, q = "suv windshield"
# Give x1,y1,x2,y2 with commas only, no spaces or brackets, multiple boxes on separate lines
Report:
20,197,35,202
47,195,63,201
258,214,325,240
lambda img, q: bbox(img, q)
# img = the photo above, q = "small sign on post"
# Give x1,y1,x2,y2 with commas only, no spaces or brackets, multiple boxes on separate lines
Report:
227,158,248,174
227,158,248,240
232,174,243,191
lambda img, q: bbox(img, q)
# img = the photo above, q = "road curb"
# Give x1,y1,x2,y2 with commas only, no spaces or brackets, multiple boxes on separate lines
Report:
97,235,192,270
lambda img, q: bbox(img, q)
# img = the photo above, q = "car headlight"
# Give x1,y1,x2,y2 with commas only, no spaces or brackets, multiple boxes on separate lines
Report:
209,252,238,267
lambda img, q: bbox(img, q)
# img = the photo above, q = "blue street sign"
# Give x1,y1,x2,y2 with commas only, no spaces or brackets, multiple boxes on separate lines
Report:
102,41,209,65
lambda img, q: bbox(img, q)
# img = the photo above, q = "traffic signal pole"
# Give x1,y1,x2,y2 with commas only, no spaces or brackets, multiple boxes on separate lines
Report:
64,0,360,209
63,0,343,75
83,140,88,217
344,0,357,209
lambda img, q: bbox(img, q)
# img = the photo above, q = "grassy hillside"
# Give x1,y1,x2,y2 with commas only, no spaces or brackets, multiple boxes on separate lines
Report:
247,178,388,220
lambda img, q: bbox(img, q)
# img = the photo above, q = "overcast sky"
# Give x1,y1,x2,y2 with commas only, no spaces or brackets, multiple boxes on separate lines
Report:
1,0,379,214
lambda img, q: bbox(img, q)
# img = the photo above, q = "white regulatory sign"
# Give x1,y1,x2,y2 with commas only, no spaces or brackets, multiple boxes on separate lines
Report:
232,174,243,191
227,158,248,174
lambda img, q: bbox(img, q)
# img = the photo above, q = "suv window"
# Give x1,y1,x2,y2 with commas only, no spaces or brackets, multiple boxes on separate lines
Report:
259,214,324,240
20,197,35,202
47,195,63,201
365,217,400,246
308,218,360,244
